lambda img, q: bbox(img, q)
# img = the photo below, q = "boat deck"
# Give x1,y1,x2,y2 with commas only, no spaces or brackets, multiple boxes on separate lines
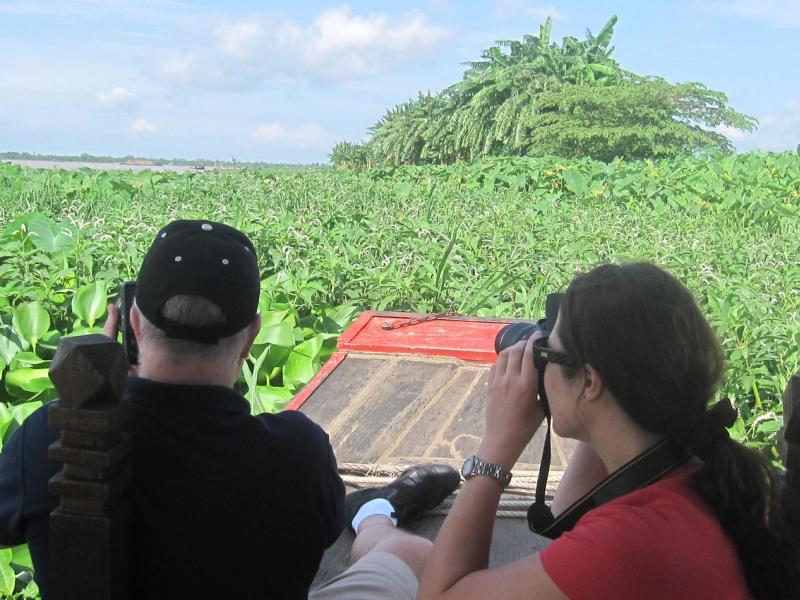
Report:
292,312,576,583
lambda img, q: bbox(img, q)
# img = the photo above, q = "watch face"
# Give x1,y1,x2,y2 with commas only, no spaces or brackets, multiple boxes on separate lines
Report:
461,456,475,478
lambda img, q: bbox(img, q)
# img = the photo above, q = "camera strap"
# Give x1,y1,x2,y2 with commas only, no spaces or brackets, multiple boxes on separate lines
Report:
527,364,557,534
527,389,691,539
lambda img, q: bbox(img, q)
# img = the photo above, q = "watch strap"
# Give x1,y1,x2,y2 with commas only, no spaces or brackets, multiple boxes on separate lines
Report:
463,455,513,488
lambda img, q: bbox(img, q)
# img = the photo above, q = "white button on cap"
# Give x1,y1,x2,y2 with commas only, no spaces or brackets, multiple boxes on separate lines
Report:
161,232,167,238
222,258,229,265
201,223,213,231
175,256,182,262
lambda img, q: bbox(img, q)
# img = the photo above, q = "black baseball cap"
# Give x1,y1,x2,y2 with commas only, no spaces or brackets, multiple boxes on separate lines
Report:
135,220,260,344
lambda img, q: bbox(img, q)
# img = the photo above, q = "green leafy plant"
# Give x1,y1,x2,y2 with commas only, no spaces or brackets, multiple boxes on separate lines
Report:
0,545,38,599
71,281,108,328
1,154,799,597
11,302,49,353
347,16,755,165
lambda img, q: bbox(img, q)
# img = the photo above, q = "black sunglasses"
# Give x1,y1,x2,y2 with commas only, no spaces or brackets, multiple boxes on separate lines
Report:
533,337,578,370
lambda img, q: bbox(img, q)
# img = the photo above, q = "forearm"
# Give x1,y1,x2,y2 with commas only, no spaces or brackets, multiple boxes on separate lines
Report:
418,411,546,600
419,336,547,598
417,475,504,599
551,441,607,516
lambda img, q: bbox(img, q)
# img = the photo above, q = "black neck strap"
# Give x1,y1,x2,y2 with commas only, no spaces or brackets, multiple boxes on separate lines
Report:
527,364,556,534
528,405,691,539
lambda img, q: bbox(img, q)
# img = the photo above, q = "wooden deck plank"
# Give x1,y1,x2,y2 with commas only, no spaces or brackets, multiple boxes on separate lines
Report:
379,367,482,462
299,352,576,471
299,355,390,426
320,358,458,463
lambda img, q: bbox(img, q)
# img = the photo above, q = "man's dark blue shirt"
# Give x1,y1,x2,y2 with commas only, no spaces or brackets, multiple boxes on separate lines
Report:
0,377,346,599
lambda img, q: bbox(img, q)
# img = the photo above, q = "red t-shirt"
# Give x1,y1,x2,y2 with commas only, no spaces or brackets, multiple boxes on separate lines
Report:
540,465,750,599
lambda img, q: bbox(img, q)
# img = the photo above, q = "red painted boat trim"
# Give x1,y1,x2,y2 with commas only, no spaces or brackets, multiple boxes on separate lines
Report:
338,312,513,363
336,310,375,345
287,311,522,411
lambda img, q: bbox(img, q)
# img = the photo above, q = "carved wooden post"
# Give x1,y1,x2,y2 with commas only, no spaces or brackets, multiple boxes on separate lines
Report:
781,373,800,545
47,334,130,600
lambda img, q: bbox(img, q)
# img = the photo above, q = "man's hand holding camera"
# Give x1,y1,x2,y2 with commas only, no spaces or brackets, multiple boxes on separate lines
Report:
102,302,139,377
102,302,121,339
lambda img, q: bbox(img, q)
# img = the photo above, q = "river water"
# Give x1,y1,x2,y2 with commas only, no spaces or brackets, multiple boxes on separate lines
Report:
2,159,208,173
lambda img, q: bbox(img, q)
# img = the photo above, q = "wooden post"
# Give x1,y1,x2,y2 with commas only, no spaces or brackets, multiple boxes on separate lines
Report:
781,373,800,545
47,334,130,600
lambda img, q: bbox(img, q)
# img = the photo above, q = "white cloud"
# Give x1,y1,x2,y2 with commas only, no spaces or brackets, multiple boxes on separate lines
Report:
158,51,238,89
161,6,449,86
696,0,800,28
130,118,157,134
251,123,284,142
251,122,326,148
160,52,197,83
214,20,266,61
493,0,566,22
713,124,748,141
96,86,136,109
737,98,800,151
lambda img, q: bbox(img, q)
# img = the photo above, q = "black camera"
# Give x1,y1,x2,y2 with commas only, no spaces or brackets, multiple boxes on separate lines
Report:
494,293,564,354
116,281,139,365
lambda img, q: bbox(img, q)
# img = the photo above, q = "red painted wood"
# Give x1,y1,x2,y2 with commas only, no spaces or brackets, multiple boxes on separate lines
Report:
336,310,376,345
285,351,347,411
337,312,513,363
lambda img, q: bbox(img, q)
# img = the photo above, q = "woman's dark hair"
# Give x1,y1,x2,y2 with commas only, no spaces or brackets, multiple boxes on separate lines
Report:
557,262,799,600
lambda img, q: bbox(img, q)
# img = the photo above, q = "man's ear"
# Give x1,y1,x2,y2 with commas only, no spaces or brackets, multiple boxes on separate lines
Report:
241,314,261,359
582,364,605,402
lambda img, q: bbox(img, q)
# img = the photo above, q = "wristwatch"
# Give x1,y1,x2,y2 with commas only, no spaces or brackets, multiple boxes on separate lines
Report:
461,455,513,488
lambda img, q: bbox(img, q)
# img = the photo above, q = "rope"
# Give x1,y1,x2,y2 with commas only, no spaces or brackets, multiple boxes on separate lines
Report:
380,313,457,330
338,462,562,519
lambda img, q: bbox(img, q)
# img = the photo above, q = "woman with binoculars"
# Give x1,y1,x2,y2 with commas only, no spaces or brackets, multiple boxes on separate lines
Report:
416,262,798,600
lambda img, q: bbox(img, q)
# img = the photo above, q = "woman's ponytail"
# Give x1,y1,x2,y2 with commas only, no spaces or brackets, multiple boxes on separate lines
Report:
664,398,799,598
692,426,800,599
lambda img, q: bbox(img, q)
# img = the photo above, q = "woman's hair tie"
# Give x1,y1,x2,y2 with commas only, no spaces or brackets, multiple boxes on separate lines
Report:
668,397,738,459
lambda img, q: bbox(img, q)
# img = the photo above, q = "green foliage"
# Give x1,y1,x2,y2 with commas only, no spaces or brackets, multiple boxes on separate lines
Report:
329,141,375,170
71,281,108,327
11,303,49,353
0,545,38,599
0,155,798,595
517,80,757,160
351,15,755,164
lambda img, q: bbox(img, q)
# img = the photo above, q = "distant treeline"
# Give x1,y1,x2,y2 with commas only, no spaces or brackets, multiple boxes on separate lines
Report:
0,151,319,169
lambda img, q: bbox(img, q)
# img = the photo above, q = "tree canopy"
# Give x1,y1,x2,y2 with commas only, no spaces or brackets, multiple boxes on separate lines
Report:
330,16,756,167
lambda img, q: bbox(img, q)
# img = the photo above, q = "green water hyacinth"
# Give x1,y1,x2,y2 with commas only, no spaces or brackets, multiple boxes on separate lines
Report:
0,152,799,598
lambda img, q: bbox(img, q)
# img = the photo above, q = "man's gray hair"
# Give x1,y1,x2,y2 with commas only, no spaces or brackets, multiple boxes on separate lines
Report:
137,295,252,364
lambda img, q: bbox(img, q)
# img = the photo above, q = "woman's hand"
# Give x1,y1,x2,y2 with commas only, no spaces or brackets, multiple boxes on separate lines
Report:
478,334,546,469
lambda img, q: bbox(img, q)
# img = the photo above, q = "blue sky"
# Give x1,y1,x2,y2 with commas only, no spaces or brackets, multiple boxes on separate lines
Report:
1,0,798,163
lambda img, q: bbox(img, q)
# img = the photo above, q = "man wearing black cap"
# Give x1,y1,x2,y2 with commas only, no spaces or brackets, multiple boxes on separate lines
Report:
0,220,346,599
